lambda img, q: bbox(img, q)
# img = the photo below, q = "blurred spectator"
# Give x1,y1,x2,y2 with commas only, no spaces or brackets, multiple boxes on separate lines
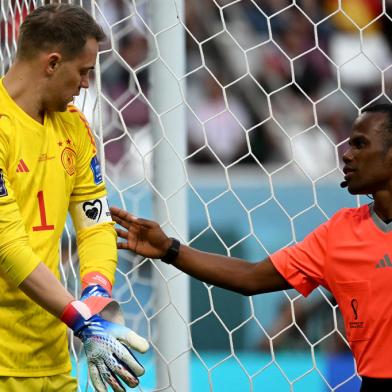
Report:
325,0,391,103
188,74,250,165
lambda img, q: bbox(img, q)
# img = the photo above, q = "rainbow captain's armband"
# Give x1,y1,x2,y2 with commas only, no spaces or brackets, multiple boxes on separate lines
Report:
69,196,112,231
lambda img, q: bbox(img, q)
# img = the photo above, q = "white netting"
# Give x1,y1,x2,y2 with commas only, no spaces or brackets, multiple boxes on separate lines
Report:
2,0,392,391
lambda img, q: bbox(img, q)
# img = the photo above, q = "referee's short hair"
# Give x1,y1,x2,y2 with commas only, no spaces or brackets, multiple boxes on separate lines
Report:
362,103,392,151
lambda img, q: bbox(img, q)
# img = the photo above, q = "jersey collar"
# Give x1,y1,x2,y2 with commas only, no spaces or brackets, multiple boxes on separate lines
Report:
369,203,392,233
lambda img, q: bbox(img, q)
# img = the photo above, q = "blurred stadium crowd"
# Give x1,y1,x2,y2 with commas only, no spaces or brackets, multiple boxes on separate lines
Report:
94,0,392,177
2,0,392,176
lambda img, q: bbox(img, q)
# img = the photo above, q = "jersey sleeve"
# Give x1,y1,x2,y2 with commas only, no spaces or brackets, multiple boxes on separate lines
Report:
67,107,117,285
76,222,117,286
270,219,330,297
0,117,41,286
68,106,106,202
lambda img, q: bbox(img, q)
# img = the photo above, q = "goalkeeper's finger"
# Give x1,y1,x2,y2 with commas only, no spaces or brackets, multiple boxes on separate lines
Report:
96,359,130,392
110,338,145,378
100,348,140,390
111,357,140,389
88,362,108,392
102,341,140,389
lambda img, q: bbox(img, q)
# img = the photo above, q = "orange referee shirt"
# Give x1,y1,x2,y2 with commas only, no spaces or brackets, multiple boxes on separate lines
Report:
271,203,392,377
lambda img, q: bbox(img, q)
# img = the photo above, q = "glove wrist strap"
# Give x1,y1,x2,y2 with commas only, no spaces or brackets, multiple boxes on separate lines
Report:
60,300,92,332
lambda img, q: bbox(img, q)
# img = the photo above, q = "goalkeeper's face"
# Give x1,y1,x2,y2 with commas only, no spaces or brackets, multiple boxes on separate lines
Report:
44,38,98,112
342,112,392,195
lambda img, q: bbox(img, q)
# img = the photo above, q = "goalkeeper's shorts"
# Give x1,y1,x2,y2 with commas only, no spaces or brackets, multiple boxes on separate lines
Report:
0,373,77,392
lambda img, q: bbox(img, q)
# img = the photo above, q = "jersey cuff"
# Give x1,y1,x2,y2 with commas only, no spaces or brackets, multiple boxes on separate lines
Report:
82,271,112,293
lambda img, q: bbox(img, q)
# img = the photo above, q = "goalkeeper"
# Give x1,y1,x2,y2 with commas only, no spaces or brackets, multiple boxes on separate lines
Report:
0,4,147,392
111,104,392,392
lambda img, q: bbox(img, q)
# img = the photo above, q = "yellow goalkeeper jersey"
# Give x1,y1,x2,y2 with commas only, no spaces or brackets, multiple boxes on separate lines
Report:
0,78,117,376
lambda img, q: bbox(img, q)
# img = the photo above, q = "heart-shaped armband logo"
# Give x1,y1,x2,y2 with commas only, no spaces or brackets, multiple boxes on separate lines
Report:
82,200,102,221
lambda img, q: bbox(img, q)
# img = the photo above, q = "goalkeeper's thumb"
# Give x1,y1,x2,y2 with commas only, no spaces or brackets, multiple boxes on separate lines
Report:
108,322,150,354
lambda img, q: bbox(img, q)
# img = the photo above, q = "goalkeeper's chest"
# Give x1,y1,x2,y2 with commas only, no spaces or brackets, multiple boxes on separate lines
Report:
6,121,78,234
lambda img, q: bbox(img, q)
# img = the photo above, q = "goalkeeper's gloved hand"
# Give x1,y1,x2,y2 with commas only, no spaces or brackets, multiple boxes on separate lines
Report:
61,300,149,391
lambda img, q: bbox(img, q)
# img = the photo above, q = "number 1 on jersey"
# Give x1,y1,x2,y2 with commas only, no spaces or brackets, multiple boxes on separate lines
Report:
32,191,55,231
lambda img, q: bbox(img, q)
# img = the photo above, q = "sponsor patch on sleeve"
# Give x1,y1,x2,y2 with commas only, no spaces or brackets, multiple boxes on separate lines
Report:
0,169,8,197
90,156,103,185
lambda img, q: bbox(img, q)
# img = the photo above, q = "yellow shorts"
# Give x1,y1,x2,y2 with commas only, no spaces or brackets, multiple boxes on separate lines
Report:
0,373,77,392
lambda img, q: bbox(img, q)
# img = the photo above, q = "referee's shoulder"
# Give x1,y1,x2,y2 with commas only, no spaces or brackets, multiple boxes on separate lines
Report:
331,205,368,225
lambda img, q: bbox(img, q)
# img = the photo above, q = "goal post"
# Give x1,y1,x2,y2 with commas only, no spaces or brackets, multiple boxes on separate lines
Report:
149,0,190,391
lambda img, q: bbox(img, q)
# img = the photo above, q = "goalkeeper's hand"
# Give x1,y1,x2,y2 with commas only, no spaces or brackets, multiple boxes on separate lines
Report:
61,301,149,391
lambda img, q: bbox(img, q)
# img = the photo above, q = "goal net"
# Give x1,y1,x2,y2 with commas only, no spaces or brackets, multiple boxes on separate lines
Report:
2,0,390,391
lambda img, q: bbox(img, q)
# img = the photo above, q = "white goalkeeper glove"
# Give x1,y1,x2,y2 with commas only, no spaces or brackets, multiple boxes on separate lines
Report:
61,300,149,391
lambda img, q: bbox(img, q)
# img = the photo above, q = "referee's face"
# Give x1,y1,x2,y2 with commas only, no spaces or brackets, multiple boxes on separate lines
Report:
342,112,392,195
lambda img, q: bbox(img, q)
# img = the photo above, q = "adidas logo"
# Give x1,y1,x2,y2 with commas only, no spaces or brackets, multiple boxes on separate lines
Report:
16,159,29,173
376,254,392,268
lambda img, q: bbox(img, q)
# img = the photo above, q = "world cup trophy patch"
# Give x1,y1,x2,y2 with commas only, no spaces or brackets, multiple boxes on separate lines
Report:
61,147,76,176
0,169,7,197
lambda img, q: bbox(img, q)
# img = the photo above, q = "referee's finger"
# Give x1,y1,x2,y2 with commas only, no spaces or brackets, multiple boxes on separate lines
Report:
132,217,160,229
110,207,138,224
117,241,133,250
115,228,131,239
111,214,131,230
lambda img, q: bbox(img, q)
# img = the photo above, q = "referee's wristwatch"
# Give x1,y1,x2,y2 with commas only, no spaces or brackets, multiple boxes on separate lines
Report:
160,238,181,264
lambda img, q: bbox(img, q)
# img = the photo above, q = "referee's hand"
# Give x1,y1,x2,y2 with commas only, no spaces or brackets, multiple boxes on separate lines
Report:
110,206,172,259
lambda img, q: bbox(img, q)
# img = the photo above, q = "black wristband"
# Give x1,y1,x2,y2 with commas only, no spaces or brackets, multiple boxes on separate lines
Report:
161,238,181,264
